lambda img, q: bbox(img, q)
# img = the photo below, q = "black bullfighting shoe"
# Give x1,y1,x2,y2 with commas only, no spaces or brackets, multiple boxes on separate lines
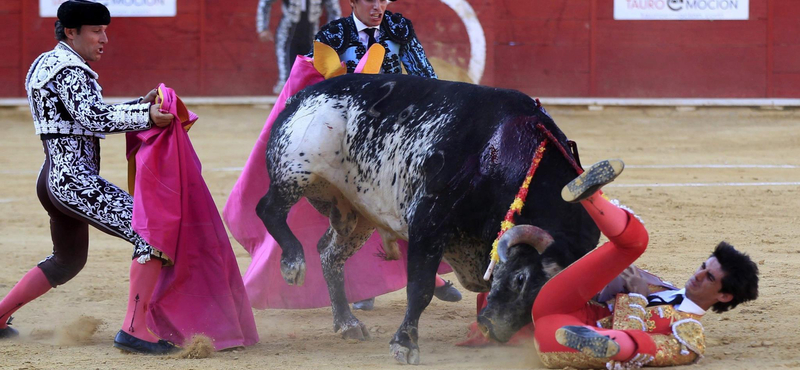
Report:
433,280,462,302
0,317,19,339
113,330,178,355
561,159,625,203
555,325,620,358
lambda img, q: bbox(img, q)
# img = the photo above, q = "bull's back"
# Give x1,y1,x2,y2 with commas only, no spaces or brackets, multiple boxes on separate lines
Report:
269,74,541,235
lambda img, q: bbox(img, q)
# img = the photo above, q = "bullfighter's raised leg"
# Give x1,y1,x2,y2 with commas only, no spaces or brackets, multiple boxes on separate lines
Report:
256,184,307,286
318,216,376,340
390,227,448,364
533,159,649,362
533,159,637,320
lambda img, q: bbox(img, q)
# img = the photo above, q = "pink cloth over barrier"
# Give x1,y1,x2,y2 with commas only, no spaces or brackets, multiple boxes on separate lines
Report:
223,55,449,309
126,84,259,350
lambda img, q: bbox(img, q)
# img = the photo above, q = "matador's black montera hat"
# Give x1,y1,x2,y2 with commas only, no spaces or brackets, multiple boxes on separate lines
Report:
57,0,111,28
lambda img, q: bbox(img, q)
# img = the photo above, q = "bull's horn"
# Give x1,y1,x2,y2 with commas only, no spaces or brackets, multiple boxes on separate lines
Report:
496,225,554,263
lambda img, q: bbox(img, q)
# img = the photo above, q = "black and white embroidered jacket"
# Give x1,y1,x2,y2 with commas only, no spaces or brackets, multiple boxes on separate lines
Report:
310,11,437,78
25,42,151,138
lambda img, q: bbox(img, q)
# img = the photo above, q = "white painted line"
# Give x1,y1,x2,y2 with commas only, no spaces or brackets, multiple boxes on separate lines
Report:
212,165,799,172
0,170,38,175
5,97,800,107
608,182,800,188
538,98,800,107
0,96,279,107
2,165,798,175
0,198,17,203
627,164,799,169
0,98,28,106
1,167,245,174
208,167,244,172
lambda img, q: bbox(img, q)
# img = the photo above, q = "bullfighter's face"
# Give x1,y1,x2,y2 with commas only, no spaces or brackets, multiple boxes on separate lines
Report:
350,0,390,28
65,25,108,62
684,256,733,309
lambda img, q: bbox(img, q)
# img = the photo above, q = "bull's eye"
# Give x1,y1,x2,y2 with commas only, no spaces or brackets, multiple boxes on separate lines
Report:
398,106,414,123
516,274,525,289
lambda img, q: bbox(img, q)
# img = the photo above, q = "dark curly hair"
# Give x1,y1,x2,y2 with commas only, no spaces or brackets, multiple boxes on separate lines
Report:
711,241,759,313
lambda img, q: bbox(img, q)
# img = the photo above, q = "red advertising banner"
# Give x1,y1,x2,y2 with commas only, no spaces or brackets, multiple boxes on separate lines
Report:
3,0,798,98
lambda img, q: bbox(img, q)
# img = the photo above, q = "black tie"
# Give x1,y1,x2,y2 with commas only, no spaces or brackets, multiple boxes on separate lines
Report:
647,294,684,307
364,28,377,48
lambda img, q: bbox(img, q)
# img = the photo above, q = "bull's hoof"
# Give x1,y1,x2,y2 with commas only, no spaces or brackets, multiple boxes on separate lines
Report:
390,343,420,365
280,258,306,286
341,321,370,341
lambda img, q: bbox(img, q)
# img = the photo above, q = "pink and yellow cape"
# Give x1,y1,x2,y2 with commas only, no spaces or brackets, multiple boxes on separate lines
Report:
126,84,259,349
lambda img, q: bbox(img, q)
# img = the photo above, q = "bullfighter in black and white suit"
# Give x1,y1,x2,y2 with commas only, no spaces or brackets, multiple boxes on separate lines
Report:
257,0,342,93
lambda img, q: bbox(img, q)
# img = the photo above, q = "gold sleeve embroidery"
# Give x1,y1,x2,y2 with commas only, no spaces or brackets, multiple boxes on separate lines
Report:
649,319,705,367
612,293,648,331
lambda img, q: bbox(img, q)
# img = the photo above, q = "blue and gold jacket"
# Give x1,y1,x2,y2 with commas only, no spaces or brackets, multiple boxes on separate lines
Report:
309,11,437,78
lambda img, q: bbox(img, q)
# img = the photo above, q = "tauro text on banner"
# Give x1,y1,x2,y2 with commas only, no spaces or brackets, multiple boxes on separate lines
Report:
614,0,749,20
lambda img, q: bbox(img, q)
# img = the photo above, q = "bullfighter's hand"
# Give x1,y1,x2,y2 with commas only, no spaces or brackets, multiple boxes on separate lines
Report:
141,88,158,104
619,266,650,296
259,30,274,42
149,105,174,127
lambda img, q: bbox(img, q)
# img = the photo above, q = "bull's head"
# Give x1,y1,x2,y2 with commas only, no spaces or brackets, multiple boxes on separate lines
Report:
477,225,560,342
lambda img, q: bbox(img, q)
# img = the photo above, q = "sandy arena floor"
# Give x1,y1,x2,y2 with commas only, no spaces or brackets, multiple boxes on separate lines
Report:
1,104,799,369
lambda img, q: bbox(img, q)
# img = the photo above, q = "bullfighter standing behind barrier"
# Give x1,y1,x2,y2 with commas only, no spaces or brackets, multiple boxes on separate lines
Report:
257,0,341,94
0,0,178,354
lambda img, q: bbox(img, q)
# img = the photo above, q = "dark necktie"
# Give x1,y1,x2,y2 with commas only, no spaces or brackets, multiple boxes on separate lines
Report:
364,28,377,48
647,293,684,307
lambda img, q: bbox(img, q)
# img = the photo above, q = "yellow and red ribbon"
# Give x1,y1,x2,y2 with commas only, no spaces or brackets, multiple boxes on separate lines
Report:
484,139,548,280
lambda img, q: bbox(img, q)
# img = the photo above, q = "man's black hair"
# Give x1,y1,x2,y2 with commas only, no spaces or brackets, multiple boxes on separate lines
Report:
711,241,759,313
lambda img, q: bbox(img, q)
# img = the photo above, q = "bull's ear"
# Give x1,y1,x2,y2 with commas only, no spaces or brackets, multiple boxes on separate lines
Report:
497,225,554,262
541,258,563,279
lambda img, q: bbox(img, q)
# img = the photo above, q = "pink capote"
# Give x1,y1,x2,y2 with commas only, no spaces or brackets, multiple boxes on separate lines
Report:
223,54,449,309
126,84,259,350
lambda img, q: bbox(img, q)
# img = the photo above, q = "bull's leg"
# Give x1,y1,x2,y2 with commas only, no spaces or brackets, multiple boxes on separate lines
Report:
389,233,446,365
318,215,375,340
256,185,307,285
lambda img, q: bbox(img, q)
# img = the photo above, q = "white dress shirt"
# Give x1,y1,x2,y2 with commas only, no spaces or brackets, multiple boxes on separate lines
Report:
352,14,381,48
649,288,706,316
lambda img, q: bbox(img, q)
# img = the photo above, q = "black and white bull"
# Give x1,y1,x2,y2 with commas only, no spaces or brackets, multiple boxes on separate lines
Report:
256,73,600,364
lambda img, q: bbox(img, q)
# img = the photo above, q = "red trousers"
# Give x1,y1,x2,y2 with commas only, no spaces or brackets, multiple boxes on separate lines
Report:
532,213,649,354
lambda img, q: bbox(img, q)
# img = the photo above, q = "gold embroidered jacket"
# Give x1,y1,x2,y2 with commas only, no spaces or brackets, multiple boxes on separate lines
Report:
538,290,705,369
